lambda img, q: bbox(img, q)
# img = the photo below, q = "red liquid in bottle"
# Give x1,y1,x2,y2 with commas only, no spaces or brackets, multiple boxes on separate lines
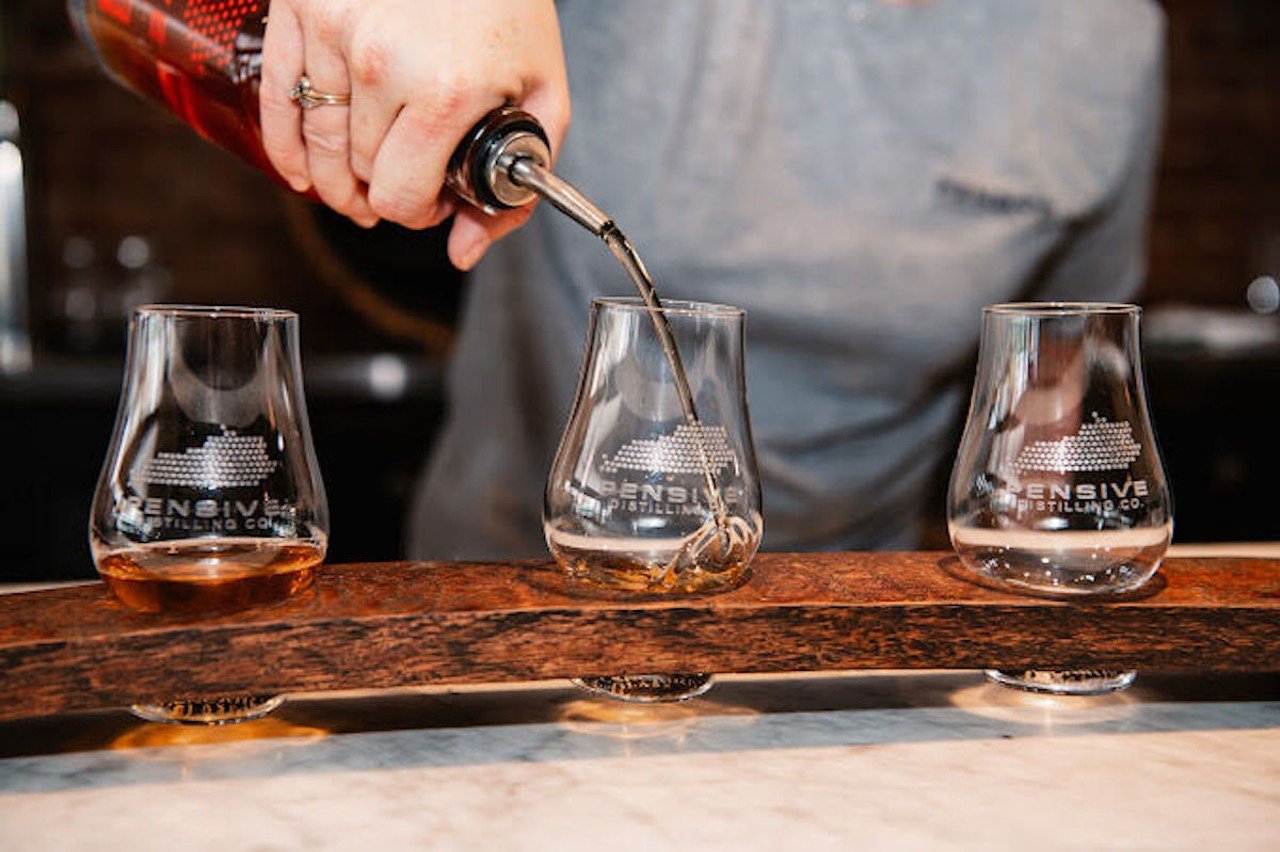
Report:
69,0,552,210
70,0,277,178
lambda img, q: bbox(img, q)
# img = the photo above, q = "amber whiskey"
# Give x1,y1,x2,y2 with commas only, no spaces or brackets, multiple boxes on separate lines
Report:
97,538,323,614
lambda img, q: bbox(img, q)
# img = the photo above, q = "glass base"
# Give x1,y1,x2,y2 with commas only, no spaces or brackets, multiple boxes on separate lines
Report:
573,674,714,703
129,694,285,725
950,528,1167,598
985,670,1137,696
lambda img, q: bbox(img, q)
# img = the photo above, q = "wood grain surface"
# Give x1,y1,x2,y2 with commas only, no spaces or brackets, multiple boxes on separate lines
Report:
1,553,1278,720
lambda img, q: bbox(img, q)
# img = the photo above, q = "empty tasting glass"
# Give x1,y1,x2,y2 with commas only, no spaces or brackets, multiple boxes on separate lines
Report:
91,305,328,723
545,298,763,701
948,302,1172,695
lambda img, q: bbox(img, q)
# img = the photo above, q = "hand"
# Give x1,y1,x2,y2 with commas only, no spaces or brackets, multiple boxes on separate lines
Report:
260,0,570,269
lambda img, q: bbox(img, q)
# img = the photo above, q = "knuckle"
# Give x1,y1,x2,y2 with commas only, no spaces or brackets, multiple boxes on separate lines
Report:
349,35,389,89
301,121,348,158
350,152,373,184
436,79,471,119
393,108,437,146
311,0,348,43
348,128,376,180
422,203,456,229
415,75,472,125
348,116,379,179
368,183,432,226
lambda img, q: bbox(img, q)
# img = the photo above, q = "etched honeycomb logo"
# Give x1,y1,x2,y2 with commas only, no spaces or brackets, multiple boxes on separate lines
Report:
1013,414,1142,474
130,429,279,489
601,424,736,476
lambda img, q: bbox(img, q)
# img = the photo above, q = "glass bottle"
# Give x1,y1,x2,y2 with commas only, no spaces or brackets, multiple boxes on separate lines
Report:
66,0,551,210
68,0,275,174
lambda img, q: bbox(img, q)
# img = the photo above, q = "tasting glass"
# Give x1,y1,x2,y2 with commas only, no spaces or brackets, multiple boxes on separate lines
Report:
545,298,763,701
91,305,328,723
948,302,1172,694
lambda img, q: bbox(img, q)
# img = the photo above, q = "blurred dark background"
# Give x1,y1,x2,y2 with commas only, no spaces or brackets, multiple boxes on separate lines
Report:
1,0,1277,580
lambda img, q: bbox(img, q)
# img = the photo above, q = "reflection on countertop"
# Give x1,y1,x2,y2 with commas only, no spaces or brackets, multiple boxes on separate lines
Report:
0,671,1276,850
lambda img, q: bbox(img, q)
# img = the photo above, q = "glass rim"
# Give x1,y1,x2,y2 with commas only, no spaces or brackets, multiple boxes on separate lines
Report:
134,304,298,321
592,297,745,318
984,301,1140,317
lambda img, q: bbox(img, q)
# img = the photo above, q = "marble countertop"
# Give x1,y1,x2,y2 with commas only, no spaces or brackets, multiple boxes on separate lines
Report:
1,671,1277,851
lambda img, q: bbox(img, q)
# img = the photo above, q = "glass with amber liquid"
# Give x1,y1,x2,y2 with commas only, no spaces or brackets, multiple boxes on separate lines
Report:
91,305,328,723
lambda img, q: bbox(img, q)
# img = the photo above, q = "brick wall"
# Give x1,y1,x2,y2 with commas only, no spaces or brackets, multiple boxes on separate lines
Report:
1150,0,1280,306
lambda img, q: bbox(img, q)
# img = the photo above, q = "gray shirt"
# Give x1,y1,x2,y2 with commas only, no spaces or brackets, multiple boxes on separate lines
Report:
409,0,1165,559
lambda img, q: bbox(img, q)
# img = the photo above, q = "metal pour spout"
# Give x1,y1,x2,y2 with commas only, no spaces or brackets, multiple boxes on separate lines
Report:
504,156,613,237
447,106,612,237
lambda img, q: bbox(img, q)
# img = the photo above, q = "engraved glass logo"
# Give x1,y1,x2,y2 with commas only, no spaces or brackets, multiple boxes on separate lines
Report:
130,428,279,489
600,423,736,476
1013,414,1142,474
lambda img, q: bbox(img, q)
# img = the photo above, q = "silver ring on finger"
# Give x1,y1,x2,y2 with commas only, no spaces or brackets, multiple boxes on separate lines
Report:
289,76,351,109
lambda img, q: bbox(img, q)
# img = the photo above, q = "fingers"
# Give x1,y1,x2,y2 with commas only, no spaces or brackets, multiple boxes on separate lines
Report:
300,10,377,227
262,1,570,242
447,205,535,271
368,99,487,230
260,1,309,191
347,31,401,184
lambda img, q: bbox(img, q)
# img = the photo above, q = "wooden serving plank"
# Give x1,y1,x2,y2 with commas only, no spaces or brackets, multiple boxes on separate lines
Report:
1,553,1278,721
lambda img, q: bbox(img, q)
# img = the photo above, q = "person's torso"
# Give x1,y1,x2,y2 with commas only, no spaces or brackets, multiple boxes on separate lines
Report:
413,0,1162,557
